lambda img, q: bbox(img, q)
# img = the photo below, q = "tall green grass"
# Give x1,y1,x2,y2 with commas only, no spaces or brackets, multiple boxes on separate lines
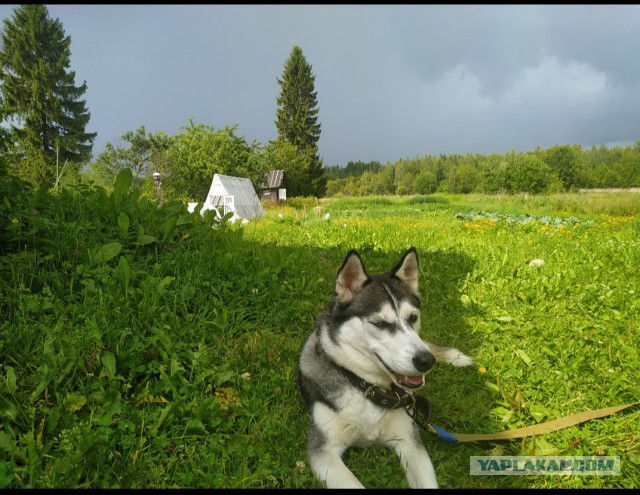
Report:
1,179,638,488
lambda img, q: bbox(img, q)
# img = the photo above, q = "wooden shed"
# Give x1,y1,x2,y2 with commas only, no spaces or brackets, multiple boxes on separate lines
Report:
259,169,286,201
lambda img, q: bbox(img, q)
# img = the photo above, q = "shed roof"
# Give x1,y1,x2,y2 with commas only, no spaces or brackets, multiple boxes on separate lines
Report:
261,169,284,189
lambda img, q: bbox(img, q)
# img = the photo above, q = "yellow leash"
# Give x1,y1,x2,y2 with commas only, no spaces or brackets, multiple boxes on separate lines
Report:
427,402,640,443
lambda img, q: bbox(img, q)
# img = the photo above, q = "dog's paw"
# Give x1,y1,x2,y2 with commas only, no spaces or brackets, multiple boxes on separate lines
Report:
451,352,474,367
444,348,474,367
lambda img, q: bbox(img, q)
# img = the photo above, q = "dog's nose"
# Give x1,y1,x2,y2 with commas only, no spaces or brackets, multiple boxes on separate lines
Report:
413,350,435,372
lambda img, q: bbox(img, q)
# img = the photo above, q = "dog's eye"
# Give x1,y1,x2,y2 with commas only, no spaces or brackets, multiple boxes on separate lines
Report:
407,314,419,325
369,319,391,329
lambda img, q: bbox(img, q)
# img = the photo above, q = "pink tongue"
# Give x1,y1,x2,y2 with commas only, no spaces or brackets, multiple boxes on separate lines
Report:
399,375,423,386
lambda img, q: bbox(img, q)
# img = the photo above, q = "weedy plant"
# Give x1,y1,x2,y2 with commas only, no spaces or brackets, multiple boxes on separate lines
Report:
1,180,638,488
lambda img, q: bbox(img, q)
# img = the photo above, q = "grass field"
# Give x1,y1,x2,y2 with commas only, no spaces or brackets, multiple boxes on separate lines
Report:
1,177,638,488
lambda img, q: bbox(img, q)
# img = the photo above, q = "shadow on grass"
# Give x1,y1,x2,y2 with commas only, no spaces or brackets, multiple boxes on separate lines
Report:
230,239,525,488
0,216,529,488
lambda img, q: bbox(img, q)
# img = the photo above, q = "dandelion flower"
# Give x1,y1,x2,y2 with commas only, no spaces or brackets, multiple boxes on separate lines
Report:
295,460,306,473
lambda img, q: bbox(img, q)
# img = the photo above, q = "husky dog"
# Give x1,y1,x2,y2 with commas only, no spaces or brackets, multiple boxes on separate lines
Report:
296,247,472,488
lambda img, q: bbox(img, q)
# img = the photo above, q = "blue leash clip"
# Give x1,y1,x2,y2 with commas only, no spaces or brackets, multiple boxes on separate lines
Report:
428,424,459,443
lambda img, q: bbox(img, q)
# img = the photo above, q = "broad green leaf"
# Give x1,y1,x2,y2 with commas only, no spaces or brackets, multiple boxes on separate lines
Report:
118,255,130,294
176,214,193,226
5,366,16,393
184,419,208,436
100,352,116,380
76,431,104,459
163,214,179,240
214,370,237,388
137,234,157,245
43,334,54,356
170,355,184,377
151,404,174,435
515,349,533,366
484,381,500,394
0,398,17,421
490,405,512,424
158,276,175,291
529,404,550,423
500,409,514,424
530,410,546,422
220,211,234,223
92,242,122,264
534,437,560,456
0,431,15,453
65,393,87,412
118,212,130,235
112,168,133,200
30,363,52,402
540,345,559,360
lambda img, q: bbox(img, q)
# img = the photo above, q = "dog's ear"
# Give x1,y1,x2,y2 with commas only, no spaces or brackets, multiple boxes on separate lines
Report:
335,250,369,303
392,247,420,295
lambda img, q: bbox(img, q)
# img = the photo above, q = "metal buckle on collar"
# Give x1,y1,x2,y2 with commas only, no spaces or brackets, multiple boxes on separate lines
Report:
363,384,376,400
405,394,433,432
379,389,404,408
362,383,412,409
343,365,414,410
391,388,408,408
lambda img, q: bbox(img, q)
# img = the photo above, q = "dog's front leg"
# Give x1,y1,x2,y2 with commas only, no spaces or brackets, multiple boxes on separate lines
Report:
307,405,366,488
395,438,438,488
308,447,364,489
383,413,438,488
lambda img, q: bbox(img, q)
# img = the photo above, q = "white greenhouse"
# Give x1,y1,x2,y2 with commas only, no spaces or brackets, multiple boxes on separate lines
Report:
187,174,266,223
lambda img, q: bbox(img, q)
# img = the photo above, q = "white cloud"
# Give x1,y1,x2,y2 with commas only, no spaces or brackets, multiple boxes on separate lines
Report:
417,64,493,118
503,54,609,105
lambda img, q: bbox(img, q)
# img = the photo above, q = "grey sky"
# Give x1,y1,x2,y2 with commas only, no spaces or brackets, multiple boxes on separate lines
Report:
1,4,639,167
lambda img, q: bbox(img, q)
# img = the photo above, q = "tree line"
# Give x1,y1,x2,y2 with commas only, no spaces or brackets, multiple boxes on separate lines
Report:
324,142,640,197
84,121,322,202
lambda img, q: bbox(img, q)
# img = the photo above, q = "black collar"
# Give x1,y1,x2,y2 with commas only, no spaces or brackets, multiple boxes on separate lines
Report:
333,362,417,410
330,360,434,431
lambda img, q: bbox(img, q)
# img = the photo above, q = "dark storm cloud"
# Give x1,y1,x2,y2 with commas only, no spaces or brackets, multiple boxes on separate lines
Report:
1,4,639,166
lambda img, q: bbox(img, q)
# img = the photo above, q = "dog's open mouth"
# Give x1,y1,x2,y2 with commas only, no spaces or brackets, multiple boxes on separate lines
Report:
393,373,424,389
375,353,425,389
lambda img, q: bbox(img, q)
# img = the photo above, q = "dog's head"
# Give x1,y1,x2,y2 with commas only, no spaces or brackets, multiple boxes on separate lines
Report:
330,247,435,390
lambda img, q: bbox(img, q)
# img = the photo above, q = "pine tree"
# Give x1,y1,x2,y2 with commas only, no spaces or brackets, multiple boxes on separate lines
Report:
275,45,326,197
0,4,96,187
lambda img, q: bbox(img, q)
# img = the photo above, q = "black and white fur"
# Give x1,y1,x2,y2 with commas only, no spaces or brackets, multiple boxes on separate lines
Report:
296,247,472,488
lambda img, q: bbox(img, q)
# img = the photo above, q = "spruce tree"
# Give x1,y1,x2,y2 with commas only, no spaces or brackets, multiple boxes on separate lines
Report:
0,4,96,187
275,45,326,197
